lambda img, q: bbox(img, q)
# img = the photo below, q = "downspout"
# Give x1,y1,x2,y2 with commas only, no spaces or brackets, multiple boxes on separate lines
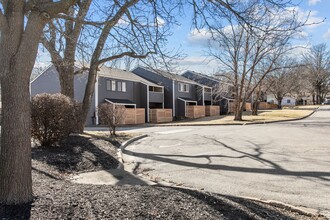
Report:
211,87,213,105
172,80,175,117
147,84,149,122
95,74,99,125
162,87,164,108
202,86,205,106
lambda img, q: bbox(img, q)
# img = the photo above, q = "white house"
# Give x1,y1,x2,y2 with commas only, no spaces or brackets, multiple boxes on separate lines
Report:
267,94,296,106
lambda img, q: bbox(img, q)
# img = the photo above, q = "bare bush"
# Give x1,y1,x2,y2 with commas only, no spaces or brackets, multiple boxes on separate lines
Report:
31,93,76,147
98,103,126,136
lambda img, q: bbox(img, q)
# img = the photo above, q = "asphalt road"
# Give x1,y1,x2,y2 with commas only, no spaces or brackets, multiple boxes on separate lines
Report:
122,106,330,217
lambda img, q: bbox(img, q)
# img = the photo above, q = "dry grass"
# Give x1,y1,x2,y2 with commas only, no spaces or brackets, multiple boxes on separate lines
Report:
165,107,317,126
82,131,136,144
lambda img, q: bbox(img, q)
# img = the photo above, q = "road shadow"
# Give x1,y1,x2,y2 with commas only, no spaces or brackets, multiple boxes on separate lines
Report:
123,137,330,182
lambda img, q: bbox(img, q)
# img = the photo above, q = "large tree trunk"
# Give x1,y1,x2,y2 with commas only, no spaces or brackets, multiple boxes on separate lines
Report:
78,66,98,132
277,97,283,109
58,65,75,99
0,72,33,204
0,9,48,204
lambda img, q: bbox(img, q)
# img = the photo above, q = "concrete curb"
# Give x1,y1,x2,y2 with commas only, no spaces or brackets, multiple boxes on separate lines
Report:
116,134,148,170
151,108,319,127
116,133,326,219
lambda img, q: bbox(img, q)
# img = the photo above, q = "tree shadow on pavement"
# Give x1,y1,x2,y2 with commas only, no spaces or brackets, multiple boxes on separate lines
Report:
122,137,330,181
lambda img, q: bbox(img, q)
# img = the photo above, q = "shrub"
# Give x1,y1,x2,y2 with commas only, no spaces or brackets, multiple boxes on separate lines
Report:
98,103,126,136
31,93,77,146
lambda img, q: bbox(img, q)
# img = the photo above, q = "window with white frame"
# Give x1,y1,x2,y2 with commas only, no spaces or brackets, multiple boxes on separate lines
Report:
122,82,126,92
111,80,116,91
106,80,126,92
117,81,122,92
178,82,189,93
106,80,111,90
287,99,291,104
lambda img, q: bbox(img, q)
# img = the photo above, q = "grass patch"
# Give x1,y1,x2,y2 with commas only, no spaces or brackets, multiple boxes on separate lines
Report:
165,107,317,125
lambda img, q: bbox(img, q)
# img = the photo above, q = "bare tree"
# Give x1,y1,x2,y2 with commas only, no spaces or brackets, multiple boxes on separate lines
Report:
303,44,330,104
98,103,126,136
265,59,300,109
208,3,304,120
0,0,76,204
41,0,181,131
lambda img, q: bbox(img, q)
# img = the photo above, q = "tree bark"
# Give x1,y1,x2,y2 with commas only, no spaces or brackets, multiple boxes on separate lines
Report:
0,10,47,204
277,97,283,109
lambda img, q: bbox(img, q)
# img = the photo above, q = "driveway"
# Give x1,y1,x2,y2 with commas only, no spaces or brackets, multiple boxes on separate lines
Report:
122,105,330,217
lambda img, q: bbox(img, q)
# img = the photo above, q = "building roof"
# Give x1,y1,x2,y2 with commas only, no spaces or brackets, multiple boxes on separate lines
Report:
105,98,136,106
135,67,211,88
98,66,163,88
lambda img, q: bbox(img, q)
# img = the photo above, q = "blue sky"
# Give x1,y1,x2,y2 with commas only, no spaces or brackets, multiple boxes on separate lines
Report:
171,0,330,74
35,0,330,75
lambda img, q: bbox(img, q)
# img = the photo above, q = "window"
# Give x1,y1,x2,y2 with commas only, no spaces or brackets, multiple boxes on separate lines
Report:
117,81,122,92
287,99,291,104
111,80,116,91
106,80,111,90
122,82,126,92
178,82,189,93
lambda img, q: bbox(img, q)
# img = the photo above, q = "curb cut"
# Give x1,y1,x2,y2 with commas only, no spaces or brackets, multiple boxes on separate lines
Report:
116,134,148,170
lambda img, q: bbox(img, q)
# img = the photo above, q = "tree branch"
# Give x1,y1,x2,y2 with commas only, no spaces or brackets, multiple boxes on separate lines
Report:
97,51,155,66
26,0,78,18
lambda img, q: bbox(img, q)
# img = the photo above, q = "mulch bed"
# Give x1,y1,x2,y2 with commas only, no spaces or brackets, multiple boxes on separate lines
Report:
0,135,326,219
31,134,120,176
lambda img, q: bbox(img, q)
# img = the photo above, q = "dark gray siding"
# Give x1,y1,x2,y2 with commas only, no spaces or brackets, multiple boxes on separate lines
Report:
30,66,95,126
133,67,174,110
30,66,61,96
98,76,134,103
174,82,198,116
149,92,163,103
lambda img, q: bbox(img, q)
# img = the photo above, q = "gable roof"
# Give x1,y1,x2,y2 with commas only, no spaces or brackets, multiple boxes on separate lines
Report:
135,67,211,88
98,66,162,88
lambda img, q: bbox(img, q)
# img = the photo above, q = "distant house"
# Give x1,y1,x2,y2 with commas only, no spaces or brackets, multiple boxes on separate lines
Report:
182,70,234,114
132,67,215,119
30,65,167,126
267,94,296,106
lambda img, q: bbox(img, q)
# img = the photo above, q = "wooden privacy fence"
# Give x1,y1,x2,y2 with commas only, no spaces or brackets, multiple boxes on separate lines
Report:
205,106,220,116
149,109,173,123
246,102,278,111
186,106,205,119
123,108,145,125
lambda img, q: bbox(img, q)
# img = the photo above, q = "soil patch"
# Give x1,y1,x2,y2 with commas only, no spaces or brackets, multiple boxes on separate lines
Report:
32,134,120,175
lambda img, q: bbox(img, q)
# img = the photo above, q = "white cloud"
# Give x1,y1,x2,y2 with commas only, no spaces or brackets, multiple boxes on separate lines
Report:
187,28,212,47
308,0,321,6
323,28,330,39
286,7,324,29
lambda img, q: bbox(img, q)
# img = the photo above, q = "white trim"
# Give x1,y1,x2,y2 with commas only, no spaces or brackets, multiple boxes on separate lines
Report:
105,98,136,108
95,75,99,125
30,64,53,84
172,80,175,117
178,97,198,104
